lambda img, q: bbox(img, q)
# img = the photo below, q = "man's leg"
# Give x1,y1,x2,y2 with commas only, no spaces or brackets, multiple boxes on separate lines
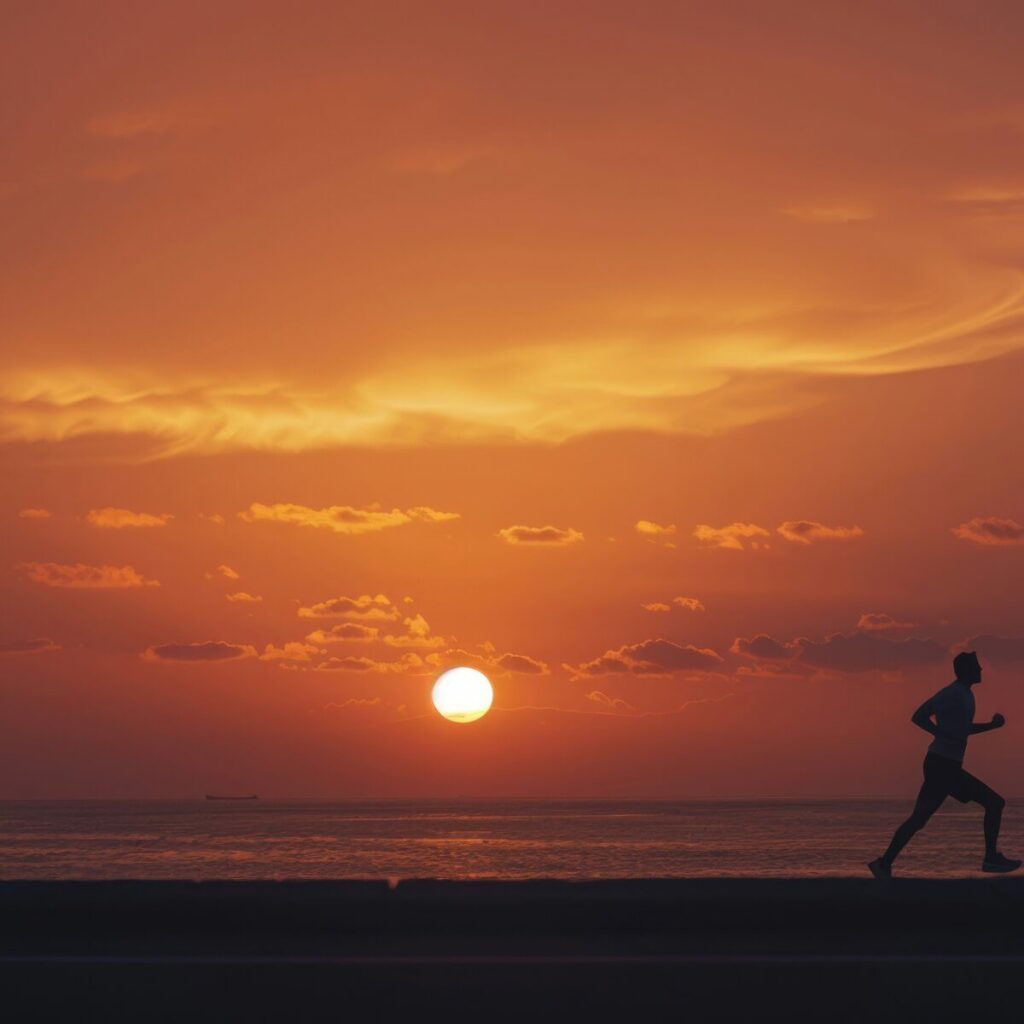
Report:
971,784,1005,860
881,795,944,867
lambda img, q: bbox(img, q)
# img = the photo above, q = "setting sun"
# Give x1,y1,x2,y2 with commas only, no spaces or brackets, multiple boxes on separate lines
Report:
432,668,494,724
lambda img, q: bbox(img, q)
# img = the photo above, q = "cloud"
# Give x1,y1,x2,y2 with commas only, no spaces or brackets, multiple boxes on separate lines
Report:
226,591,262,603
238,502,459,535
19,562,159,588
585,691,636,712
566,638,723,680
857,612,916,632
324,697,385,711
493,651,549,675
693,523,771,551
795,632,946,672
635,520,677,546
86,507,173,528
643,596,705,613
497,525,584,546
199,513,225,525
142,641,257,663
304,622,380,644
298,594,398,620
207,565,240,580
382,614,447,649
18,508,51,519
777,521,864,544
260,642,321,663
313,652,429,675
960,635,1024,664
0,638,60,655
953,516,1024,546
733,630,945,672
731,634,797,660
427,641,550,677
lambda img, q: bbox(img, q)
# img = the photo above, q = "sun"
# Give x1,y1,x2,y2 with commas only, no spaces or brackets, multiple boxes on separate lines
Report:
432,667,494,724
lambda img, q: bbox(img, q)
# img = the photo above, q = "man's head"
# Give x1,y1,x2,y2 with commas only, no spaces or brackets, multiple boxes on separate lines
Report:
953,650,982,685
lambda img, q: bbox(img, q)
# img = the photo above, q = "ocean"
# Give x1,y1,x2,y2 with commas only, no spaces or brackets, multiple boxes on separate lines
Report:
0,800,1019,880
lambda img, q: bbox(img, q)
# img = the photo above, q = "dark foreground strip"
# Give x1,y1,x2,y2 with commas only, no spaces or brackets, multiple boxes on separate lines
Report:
3,953,1024,966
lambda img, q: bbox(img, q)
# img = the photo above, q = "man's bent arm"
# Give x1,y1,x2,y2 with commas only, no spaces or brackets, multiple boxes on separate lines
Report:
911,700,938,736
969,716,1005,735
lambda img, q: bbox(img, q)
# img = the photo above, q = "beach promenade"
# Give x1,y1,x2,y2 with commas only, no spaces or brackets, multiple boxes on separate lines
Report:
1,878,1022,1020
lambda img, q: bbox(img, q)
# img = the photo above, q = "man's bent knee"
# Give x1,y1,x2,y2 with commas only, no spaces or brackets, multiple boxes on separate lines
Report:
974,786,1005,811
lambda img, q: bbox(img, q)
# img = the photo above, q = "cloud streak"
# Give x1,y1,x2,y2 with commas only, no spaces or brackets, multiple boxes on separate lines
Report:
86,507,173,528
143,641,257,662
19,562,159,589
0,638,60,655
693,523,771,551
953,516,1024,546
239,502,459,535
777,521,864,544
566,638,723,680
497,525,584,546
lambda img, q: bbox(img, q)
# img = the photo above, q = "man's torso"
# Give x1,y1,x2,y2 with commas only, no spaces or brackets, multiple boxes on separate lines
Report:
927,681,975,762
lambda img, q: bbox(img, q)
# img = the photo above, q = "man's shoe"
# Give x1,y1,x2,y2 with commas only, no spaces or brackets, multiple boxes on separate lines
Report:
868,857,891,879
982,852,1022,873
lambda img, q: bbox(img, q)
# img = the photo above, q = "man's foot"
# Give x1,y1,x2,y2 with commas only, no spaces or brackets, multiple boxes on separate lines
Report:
982,852,1022,873
868,857,891,879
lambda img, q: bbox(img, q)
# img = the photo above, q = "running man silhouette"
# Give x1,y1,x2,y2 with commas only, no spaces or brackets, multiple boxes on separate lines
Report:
869,651,1020,877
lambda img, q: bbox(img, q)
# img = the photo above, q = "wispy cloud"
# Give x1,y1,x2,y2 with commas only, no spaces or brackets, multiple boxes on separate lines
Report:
18,508,51,519
566,638,723,680
0,638,60,655
86,507,172,528
304,622,380,644
226,591,262,603
19,562,159,588
732,630,945,673
857,612,916,631
298,594,399,620
497,525,584,546
777,520,864,544
313,652,430,675
635,520,677,547
260,642,320,663
142,641,257,663
585,690,636,712
239,502,459,535
207,565,240,580
953,516,1024,546
693,523,771,551
382,614,447,649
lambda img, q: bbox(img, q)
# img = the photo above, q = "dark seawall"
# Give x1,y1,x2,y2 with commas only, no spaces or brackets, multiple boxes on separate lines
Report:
2,879,1023,1021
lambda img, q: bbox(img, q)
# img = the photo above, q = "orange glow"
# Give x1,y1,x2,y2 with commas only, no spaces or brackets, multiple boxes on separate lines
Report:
2,4,1024,799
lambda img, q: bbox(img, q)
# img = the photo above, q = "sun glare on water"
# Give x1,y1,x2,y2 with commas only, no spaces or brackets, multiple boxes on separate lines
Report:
432,667,494,724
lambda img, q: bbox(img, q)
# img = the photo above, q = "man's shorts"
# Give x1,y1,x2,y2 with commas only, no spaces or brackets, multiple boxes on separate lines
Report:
918,751,991,804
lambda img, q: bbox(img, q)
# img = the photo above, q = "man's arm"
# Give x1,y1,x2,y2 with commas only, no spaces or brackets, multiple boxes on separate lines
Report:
970,713,1006,735
911,698,938,736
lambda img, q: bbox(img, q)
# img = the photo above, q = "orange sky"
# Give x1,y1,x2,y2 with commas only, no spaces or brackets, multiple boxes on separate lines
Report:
2,1,1024,798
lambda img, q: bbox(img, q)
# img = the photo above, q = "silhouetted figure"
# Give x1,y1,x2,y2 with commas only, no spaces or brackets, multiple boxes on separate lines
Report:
869,651,1020,877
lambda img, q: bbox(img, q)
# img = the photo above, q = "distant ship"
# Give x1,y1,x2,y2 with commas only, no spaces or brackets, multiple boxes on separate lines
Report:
205,794,258,801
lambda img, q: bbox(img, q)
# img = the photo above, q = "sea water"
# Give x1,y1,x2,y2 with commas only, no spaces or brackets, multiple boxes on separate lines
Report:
0,800,1018,879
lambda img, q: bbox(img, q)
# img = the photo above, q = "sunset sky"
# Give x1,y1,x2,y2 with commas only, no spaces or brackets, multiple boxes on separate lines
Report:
3,1,1024,798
